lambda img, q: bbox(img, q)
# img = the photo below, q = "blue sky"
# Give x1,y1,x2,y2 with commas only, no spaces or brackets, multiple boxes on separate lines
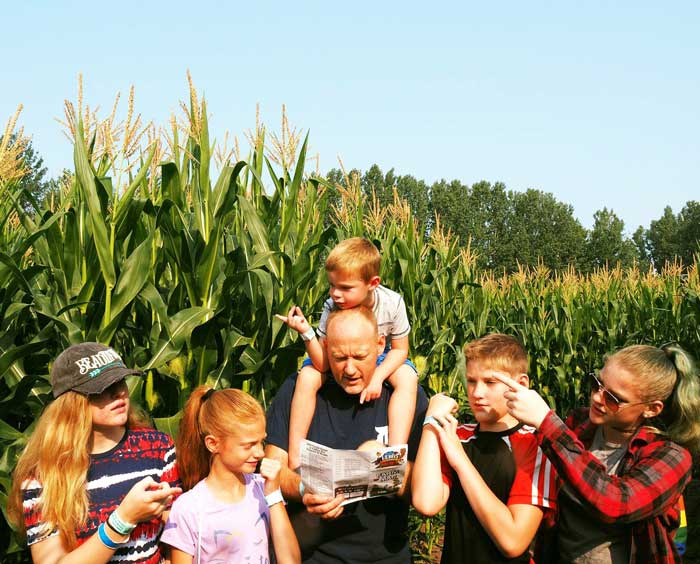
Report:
4,1,699,232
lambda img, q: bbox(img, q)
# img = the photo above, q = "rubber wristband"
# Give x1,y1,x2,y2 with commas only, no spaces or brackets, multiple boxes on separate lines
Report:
108,510,136,535
301,328,316,342
299,480,306,497
97,522,123,550
105,517,122,536
265,488,285,507
423,415,441,429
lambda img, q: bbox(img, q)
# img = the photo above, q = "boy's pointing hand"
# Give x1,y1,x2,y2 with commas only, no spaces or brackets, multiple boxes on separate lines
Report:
275,305,312,334
493,373,551,429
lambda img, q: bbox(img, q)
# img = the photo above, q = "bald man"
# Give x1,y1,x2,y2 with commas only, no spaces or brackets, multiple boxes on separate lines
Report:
265,306,428,563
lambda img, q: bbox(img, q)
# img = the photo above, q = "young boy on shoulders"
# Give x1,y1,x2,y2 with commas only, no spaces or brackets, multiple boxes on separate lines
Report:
276,237,418,469
412,333,557,564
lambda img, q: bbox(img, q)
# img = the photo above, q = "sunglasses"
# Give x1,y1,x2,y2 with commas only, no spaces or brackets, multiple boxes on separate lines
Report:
588,372,648,413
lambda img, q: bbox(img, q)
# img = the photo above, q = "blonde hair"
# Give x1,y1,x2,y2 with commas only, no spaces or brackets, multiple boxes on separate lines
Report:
176,386,265,491
325,237,381,282
464,333,528,376
608,344,700,454
8,392,149,548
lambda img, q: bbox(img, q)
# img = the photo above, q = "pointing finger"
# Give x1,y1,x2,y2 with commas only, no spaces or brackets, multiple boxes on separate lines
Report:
493,373,526,391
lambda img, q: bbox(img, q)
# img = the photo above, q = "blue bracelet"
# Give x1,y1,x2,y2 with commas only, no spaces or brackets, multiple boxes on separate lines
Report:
97,522,122,550
299,480,305,497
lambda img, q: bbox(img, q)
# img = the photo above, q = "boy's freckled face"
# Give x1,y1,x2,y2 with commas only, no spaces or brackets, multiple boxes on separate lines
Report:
327,270,377,309
466,360,519,430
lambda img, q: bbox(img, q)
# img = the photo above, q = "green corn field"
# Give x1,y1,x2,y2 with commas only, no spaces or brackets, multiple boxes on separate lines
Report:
1,79,699,562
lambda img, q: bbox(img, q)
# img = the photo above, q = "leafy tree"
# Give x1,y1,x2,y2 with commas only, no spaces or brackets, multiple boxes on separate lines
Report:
506,189,586,272
646,206,681,268
677,201,700,265
393,173,431,231
431,181,585,271
631,225,653,269
584,208,636,270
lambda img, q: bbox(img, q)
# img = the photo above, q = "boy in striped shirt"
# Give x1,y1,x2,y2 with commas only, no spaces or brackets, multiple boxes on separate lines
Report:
412,333,557,563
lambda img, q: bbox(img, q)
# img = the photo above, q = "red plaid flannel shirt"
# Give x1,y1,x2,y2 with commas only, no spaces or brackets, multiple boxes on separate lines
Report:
537,408,691,564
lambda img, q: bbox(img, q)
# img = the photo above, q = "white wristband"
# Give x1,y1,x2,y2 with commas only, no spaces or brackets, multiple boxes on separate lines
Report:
301,328,316,342
265,489,285,507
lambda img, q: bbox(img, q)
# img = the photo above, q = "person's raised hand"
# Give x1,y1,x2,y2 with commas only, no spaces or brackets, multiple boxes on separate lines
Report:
259,457,282,496
426,393,459,418
493,373,551,429
426,410,468,473
274,305,312,335
117,477,182,524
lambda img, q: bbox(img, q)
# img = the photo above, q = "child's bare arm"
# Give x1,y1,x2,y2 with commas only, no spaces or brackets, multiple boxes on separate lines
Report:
288,365,325,469
275,306,328,371
385,365,418,446
360,336,409,403
429,405,545,559
260,458,301,564
412,395,454,515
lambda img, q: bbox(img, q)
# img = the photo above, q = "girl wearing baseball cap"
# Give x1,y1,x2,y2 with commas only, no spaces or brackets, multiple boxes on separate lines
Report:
8,342,182,564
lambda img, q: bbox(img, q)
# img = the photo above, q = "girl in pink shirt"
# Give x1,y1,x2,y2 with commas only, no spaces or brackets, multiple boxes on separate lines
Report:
162,386,300,564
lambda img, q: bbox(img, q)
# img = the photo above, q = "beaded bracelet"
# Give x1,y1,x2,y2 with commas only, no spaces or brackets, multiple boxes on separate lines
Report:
107,510,136,536
97,522,123,550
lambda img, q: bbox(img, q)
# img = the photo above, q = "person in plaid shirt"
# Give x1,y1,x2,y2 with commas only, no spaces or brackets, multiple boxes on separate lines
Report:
496,343,700,564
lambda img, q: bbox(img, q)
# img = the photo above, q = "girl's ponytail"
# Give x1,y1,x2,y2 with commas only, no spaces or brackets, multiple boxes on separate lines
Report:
177,386,215,491
661,344,700,456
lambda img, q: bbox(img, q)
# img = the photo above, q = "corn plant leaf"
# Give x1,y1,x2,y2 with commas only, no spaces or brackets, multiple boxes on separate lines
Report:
0,340,51,386
212,161,246,219
34,298,83,344
249,268,274,319
195,225,222,307
161,162,183,208
0,420,23,441
0,373,47,410
236,345,264,375
113,146,155,228
140,283,169,331
237,196,281,279
448,347,467,396
247,251,280,271
279,133,309,246
153,412,184,441
143,307,212,370
109,233,154,320
74,121,116,287
0,254,32,298
9,210,64,264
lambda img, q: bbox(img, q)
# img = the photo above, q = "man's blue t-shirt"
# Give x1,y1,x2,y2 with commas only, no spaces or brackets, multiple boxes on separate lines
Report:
266,374,428,563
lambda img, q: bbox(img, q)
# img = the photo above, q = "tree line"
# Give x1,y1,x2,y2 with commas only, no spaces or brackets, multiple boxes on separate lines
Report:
327,164,700,273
